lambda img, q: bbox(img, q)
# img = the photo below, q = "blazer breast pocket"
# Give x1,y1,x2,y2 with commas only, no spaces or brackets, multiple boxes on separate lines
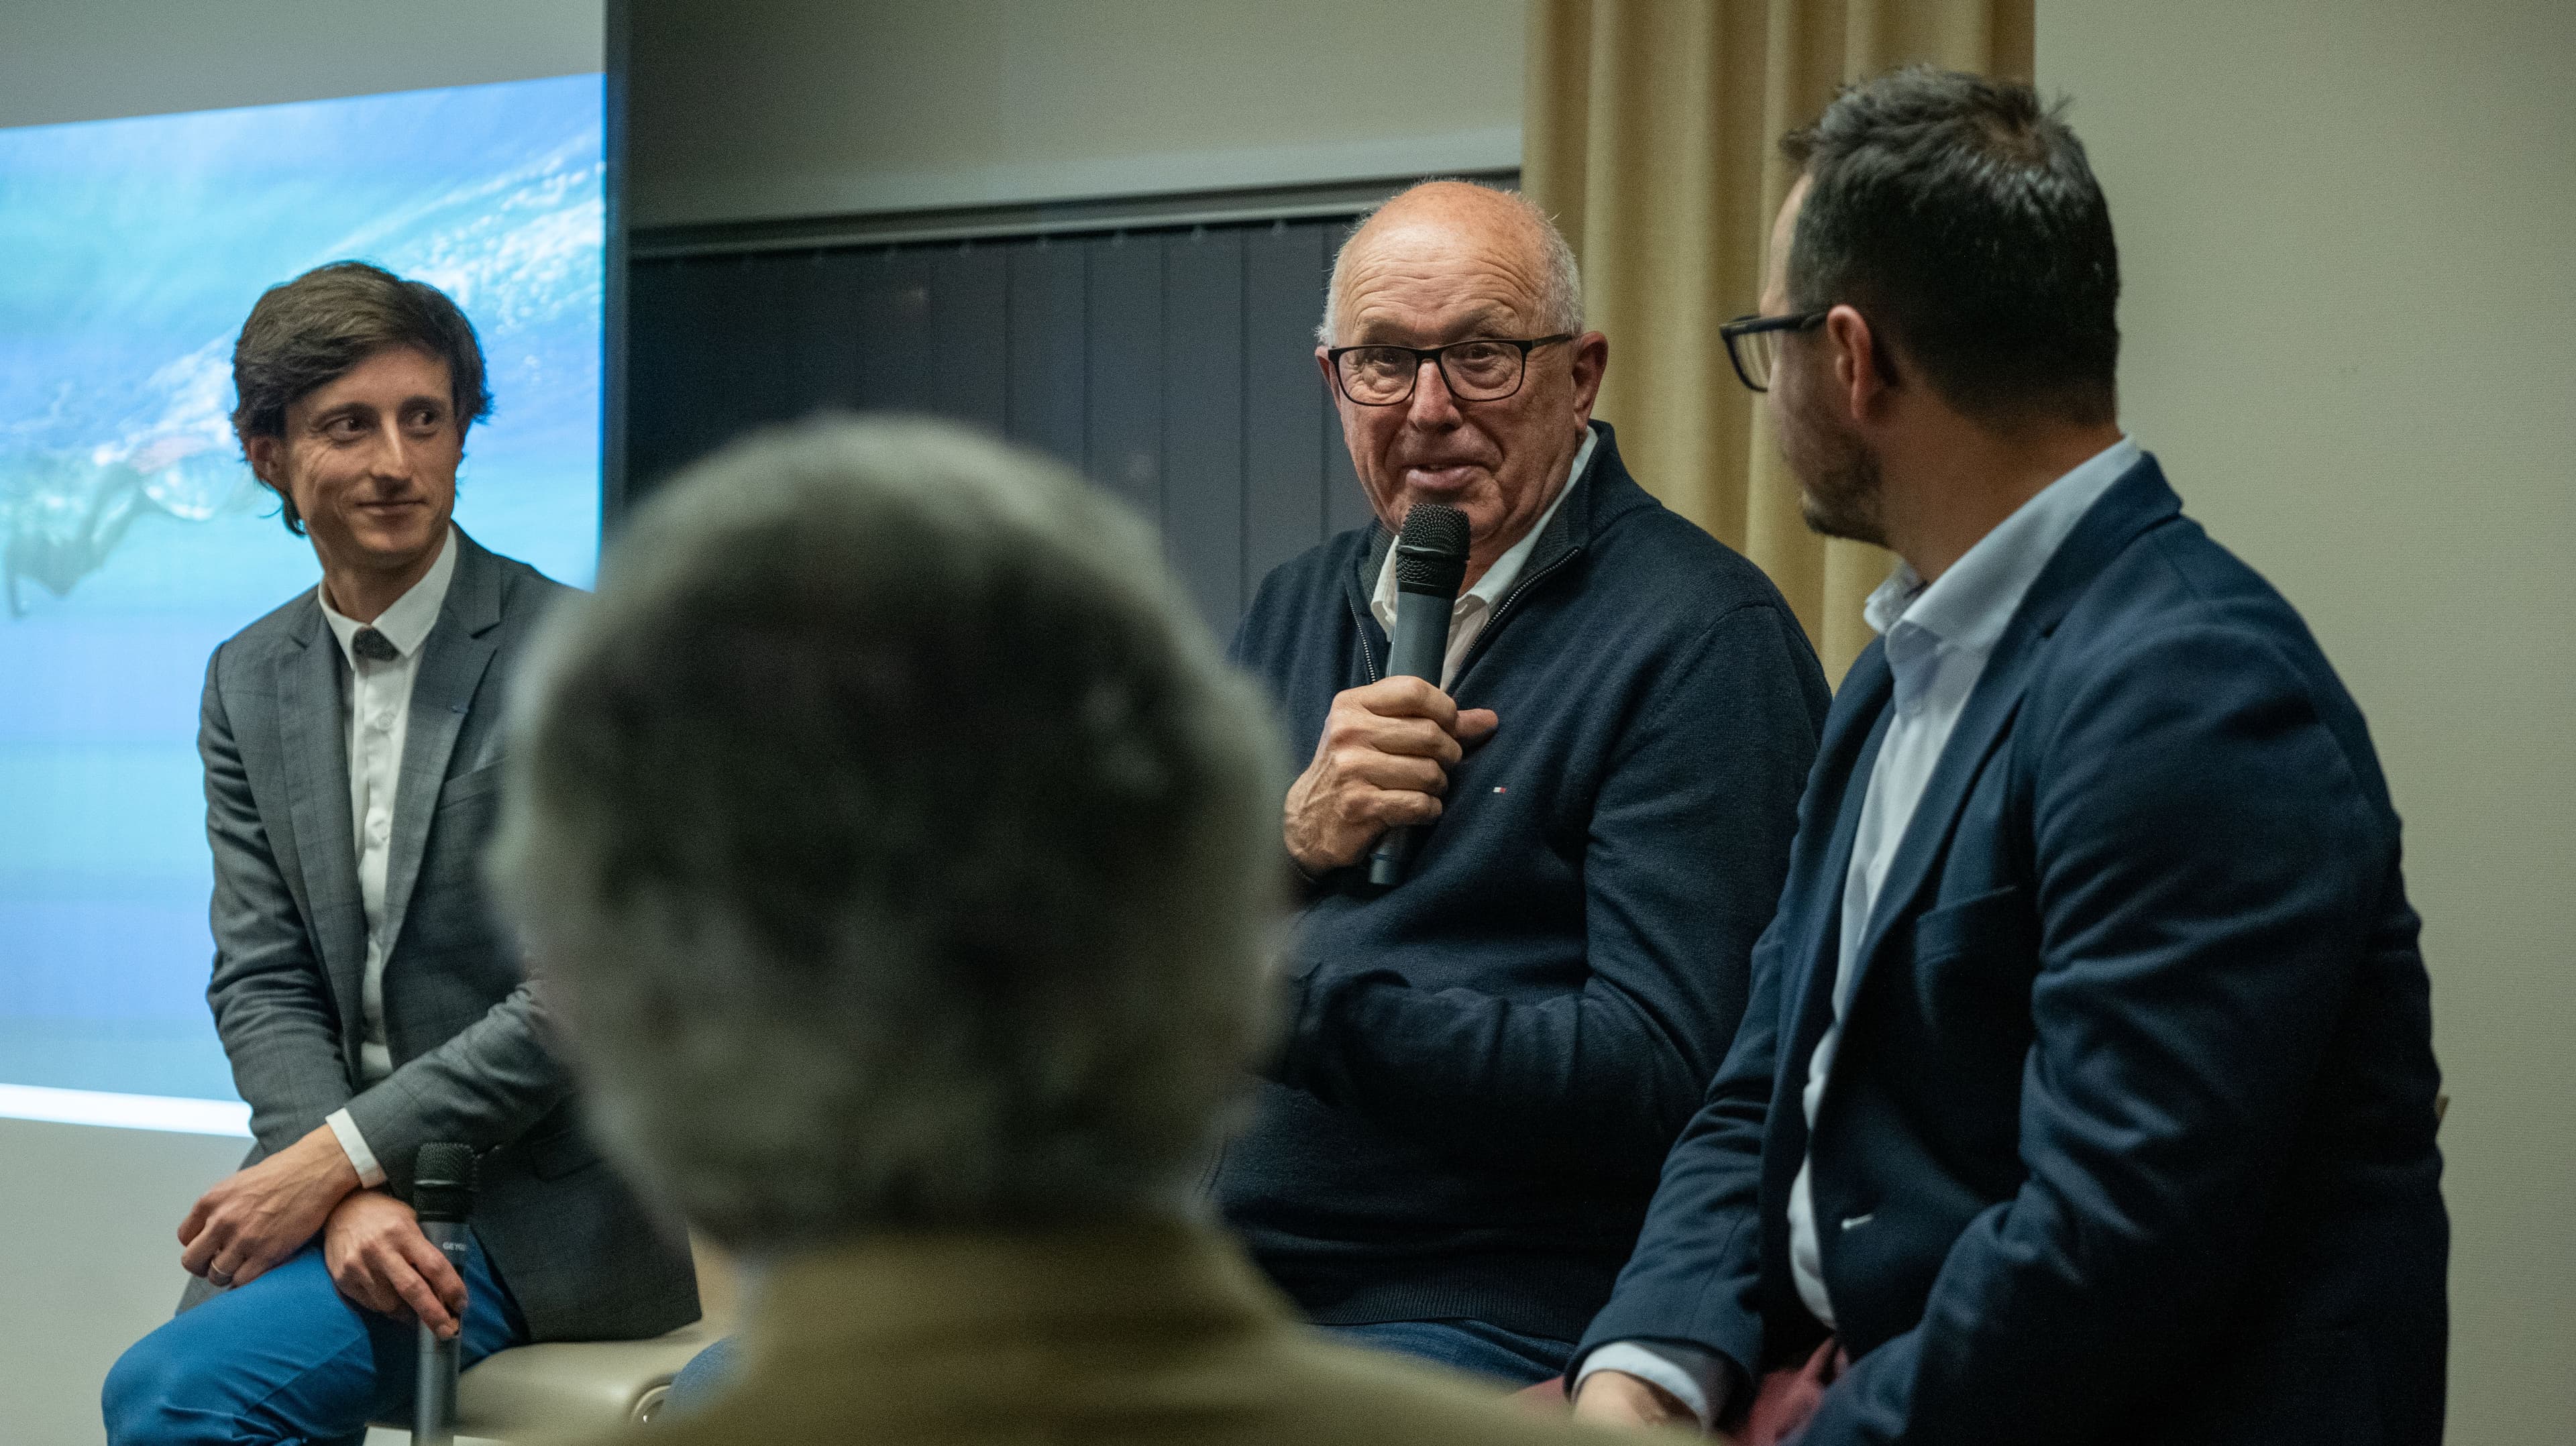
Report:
1909,882,2040,1039
435,761,506,812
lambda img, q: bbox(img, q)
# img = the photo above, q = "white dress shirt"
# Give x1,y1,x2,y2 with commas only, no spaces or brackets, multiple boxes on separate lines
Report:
1578,437,2140,1429
316,526,459,1188
1368,428,1595,690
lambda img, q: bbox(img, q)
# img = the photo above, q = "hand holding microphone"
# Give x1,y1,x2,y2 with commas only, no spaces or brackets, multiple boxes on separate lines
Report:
1281,504,1495,883
410,1143,476,1446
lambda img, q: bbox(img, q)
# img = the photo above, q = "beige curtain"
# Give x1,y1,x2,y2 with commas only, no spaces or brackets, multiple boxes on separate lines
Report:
1524,0,2033,683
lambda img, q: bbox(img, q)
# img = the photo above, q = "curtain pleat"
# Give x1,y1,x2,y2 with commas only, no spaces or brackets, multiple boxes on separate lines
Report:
1525,0,2033,682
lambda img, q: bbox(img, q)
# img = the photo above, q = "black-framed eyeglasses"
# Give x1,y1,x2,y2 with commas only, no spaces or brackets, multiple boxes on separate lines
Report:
1719,309,1831,392
1327,333,1576,406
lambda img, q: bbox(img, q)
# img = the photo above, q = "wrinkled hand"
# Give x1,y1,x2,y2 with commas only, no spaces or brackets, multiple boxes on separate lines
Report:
178,1124,358,1290
1283,675,1498,875
1571,1370,1710,1434
323,1189,468,1339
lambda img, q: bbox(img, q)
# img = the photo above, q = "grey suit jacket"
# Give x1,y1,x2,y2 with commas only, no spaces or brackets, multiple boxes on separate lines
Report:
183,530,697,1342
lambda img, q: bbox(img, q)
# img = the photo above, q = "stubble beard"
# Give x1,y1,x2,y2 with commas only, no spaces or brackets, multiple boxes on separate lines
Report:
1785,391,1887,549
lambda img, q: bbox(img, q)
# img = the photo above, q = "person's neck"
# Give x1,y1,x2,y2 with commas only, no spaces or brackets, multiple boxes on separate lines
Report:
319,534,444,624
1877,414,2123,583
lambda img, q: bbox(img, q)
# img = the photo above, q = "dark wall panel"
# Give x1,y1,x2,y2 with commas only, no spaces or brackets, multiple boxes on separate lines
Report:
1005,238,1087,465
1244,220,1330,614
1083,231,1164,522
628,211,1366,640
855,247,934,413
928,242,1009,436
1161,226,1245,639
627,250,867,491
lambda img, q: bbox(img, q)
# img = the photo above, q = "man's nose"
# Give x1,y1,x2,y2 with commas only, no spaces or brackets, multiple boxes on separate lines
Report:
369,419,413,478
1405,357,1464,427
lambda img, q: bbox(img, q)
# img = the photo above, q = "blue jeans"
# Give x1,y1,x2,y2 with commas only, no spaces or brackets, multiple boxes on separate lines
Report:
103,1233,529,1446
665,1332,743,1413
1324,1318,1573,1386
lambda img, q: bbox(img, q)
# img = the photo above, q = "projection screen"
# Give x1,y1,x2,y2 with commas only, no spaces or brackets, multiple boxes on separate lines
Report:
0,73,605,1131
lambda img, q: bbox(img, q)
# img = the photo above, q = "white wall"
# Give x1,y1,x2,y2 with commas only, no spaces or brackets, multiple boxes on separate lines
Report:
0,7,604,1437
0,0,601,130
625,0,1525,228
0,1120,252,1445
2039,3,2576,1441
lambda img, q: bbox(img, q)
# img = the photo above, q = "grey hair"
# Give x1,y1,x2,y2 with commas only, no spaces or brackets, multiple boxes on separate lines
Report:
1316,180,1585,345
485,415,1287,1249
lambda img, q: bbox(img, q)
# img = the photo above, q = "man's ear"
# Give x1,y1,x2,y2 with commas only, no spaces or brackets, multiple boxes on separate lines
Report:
1824,304,1890,423
243,434,282,486
1568,331,1609,422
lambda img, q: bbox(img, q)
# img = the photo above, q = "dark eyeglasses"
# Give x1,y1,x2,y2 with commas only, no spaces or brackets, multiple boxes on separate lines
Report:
1327,334,1576,406
1719,309,1831,392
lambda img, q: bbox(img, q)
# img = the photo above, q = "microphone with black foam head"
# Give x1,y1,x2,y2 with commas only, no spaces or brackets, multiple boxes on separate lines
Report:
1367,501,1472,887
411,1142,476,1446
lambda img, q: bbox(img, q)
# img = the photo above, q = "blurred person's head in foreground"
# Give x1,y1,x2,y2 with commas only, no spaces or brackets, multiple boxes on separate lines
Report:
486,415,1285,1250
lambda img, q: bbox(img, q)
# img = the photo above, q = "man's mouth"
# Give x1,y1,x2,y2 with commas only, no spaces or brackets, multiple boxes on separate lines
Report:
1400,462,1485,492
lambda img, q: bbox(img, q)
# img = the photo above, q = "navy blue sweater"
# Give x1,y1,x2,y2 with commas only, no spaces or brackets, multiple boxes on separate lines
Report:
1214,423,1831,1343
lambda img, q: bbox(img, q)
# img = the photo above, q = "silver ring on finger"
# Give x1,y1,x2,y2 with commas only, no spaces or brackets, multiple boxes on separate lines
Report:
207,1267,235,1288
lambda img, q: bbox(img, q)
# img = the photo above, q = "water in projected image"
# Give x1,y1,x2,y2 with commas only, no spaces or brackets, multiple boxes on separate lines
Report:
0,74,604,1105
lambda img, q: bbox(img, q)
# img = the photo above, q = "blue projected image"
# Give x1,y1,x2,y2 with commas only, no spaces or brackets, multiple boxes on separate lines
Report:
0,75,604,1110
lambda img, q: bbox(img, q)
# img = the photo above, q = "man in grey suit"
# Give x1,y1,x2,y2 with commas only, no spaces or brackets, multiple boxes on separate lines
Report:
103,262,695,1446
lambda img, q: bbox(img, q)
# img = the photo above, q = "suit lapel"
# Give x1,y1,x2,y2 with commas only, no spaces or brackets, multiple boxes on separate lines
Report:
1777,644,1896,1097
379,534,504,960
1838,636,2037,1004
1837,453,2185,1016
274,598,368,1039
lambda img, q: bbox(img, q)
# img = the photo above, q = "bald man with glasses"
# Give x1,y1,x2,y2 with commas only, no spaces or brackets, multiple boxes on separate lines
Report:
1210,180,1831,1387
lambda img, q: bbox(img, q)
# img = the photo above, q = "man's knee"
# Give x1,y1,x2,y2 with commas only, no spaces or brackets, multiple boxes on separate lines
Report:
103,1322,199,1445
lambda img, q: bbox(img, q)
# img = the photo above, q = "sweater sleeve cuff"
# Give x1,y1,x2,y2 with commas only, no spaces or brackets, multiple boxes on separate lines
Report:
324,1107,388,1188
1574,1339,1729,1432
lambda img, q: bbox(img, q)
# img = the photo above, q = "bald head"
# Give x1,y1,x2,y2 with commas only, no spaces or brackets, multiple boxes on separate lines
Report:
1309,180,1606,582
1318,181,1584,345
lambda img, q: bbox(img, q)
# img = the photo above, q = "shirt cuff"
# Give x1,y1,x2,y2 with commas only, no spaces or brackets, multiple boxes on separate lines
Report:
324,1107,388,1188
1574,1339,1729,1432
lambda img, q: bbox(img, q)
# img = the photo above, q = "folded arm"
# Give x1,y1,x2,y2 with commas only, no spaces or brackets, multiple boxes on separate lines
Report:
340,977,571,1190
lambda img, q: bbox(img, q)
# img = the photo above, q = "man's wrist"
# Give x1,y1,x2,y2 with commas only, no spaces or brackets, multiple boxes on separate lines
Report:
319,1111,384,1190
1575,1341,1725,1429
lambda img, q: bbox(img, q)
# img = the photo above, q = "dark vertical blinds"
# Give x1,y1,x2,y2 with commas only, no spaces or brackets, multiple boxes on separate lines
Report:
627,216,1364,641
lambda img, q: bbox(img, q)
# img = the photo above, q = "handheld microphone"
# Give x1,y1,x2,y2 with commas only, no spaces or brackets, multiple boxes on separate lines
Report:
1367,502,1471,887
412,1142,476,1446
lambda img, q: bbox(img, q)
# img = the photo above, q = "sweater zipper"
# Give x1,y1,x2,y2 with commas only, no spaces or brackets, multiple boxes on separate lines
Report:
1350,591,1385,682
1450,545,1584,686
1352,543,1582,687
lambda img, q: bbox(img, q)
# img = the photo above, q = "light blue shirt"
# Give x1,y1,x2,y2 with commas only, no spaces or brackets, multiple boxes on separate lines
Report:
1578,436,2141,1429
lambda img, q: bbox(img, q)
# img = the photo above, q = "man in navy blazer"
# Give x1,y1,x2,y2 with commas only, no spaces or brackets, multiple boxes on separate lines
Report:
1568,68,2447,1445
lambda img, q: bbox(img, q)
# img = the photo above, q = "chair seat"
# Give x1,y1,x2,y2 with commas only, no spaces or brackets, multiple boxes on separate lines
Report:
370,1233,737,1438
452,1317,724,1435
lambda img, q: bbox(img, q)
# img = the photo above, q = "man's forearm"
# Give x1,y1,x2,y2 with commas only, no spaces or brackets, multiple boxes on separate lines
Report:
339,981,570,1172
324,1108,389,1187
1575,1342,1731,1429
1282,968,1702,1175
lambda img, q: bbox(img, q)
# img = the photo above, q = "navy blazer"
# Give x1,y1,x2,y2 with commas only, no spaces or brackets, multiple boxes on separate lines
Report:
1578,455,2447,1446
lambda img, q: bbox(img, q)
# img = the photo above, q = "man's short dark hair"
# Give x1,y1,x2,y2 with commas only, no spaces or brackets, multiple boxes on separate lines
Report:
230,261,493,535
1783,66,2120,427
